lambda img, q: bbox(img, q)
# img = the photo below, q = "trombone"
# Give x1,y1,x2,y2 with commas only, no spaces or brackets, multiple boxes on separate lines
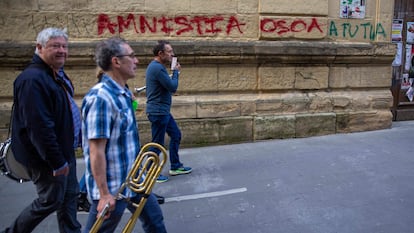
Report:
89,142,168,233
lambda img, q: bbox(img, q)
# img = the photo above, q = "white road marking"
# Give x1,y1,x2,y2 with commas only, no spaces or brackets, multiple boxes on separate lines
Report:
165,187,247,203
76,187,248,215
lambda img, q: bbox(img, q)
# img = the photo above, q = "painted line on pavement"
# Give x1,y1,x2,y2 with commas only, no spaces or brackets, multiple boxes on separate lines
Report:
76,187,248,215
165,187,247,203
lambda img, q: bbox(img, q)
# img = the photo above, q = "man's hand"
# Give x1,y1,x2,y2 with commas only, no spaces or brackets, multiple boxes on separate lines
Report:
97,194,116,219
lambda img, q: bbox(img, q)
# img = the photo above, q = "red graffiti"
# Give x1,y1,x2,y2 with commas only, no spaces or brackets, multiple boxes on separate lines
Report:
139,16,157,33
260,18,324,35
97,14,246,36
97,14,117,34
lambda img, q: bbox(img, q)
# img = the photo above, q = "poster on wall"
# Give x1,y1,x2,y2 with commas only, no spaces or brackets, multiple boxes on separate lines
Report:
392,42,403,67
340,0,366,19
407,22,414,44
392,19,403,43
403,44,414,92
404,44,412,72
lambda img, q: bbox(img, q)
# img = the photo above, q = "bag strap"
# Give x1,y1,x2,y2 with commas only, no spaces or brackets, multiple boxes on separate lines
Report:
7,103,14,138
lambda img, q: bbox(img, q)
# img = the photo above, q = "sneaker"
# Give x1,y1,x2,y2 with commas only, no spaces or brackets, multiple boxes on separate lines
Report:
169,166,192,176
77,192,91,212
156,174,169,183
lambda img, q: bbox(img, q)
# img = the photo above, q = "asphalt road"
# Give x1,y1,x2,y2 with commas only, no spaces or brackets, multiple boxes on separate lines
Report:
1,121,414,233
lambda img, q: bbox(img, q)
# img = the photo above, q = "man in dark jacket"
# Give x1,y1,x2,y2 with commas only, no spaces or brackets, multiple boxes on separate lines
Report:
2,27,81,233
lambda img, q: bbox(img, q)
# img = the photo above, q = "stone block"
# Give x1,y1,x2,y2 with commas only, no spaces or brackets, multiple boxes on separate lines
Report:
240,96,257,116
179,66,218,92
349,93,372,111
179,119,220,147
66,68,98,95
307,93,334,112
0,102,13,141
172,101,197,119
330,66,391,88
138,117,254,148
0,70,20,97
332,94,352,110
295,66,329,89
0,0,38,10
0,129,9,142
259,0,328,16
258,67,295,90
137,120,152,144
330,90,392,112
255,93,334,115
218,117,253,143
367,90,393,110
282,94,312,113
189,0,238,14
0,108,12,130
197,102,241,118
218,65,257,91
336,111,392,133
256,97,284,114
254,115,295,140
295,113,336,137
238,1,259,14
0,13,37,41
135,107,147,121
144,0,189,13
0,12,100,41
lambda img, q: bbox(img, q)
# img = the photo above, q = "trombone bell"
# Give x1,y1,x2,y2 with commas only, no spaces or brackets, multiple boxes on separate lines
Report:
89,142,168,233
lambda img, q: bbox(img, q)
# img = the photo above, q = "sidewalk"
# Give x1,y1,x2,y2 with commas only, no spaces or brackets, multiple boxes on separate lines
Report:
1,121,414,233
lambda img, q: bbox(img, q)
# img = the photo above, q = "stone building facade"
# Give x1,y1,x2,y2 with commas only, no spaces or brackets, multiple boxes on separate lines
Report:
0,0,395,147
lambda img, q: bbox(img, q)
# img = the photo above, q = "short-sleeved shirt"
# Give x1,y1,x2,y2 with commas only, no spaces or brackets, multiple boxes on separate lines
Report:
82,74,140,200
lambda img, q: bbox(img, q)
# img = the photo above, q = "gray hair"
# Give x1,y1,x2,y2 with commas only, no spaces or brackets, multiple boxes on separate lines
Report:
34,27,68,54
94,37,127,71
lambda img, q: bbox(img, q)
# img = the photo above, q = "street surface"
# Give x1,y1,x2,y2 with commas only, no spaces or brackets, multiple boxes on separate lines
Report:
1,121,414,233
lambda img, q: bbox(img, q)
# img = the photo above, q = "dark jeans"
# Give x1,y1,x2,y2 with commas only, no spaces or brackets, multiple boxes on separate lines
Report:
83,193,167,233
147,113,183,170
4,161,81,233
79,173,87,193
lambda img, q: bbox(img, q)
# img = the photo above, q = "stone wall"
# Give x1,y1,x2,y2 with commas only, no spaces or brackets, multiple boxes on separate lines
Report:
0,0,395,147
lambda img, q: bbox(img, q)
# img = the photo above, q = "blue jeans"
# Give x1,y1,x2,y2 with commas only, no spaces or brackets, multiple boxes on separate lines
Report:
79,174,87,193
82,193,167,233
147,113,183,170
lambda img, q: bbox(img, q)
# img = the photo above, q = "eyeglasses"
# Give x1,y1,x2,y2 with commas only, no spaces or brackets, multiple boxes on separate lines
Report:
116,53,136,59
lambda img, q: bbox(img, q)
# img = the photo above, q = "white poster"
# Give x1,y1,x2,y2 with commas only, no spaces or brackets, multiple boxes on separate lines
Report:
405,44,412,71
340,0,366,19
407,22,414,44
392,42,402,66
392,19,403,43
403,43,414,93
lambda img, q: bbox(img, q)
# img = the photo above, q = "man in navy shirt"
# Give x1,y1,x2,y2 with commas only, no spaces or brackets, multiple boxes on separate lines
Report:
145,40,192,183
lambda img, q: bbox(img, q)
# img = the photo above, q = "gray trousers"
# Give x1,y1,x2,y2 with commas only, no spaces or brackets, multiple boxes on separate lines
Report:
4,161,81,233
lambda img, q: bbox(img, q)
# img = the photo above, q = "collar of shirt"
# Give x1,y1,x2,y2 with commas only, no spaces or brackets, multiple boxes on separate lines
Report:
101,74,133,99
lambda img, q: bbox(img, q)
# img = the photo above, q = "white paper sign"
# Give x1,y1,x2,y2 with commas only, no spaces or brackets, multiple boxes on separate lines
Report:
171,57,177,70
